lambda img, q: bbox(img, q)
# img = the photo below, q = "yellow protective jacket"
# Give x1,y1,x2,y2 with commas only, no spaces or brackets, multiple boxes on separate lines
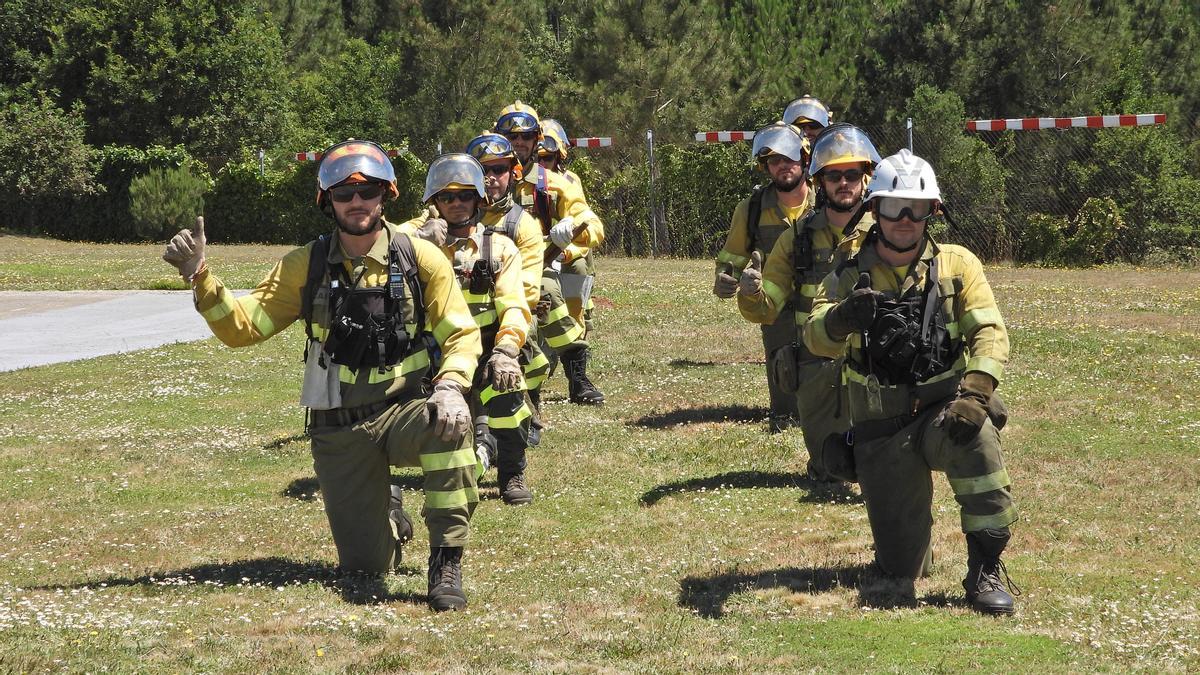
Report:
715,184,815,276
804,237,1009,419
561,168,587,199
480,196,545,309
738,209,875,328
438,224,532,355
190,221,481,401
516,164,604,264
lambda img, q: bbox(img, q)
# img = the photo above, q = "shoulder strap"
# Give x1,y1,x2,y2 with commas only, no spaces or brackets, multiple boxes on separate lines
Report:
919,255,940,345
745,184,766,254
791,209,820,277
503,203,524,242
534,166,553,232
301,233,332,340
388,232,426,336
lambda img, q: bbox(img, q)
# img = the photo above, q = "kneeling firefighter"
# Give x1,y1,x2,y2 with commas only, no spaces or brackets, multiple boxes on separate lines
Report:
803,149,1020,615
162,140,483,612
737,123,881,478
402,153,536,506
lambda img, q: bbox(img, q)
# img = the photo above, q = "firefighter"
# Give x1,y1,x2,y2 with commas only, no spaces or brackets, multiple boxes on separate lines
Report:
714,122,814,433
401,153,536,505
803,149,1020,615
537,119,584,191
161,140,481,612
495,101,606,405
783,94,831,143
737,123,881,478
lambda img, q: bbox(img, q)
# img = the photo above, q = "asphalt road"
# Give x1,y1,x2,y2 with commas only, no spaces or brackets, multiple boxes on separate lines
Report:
0,290,232,372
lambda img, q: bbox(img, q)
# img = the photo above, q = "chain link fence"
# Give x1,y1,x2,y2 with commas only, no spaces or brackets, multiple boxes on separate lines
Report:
585,115,1200,264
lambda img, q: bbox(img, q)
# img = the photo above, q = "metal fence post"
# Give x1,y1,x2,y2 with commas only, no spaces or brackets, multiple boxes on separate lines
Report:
907,118,914,152
258,148,265,177
646,128,657,257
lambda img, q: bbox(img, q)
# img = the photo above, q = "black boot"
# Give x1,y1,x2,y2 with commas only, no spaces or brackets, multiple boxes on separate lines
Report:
562,348,605,405
527,389,543,447
498,471,533,505
389,485,413,570
963,528,1019,615
427,546,467,611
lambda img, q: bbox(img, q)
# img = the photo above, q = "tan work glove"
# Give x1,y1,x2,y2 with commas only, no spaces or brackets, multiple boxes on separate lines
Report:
483,343,523,392
415,205,448,247
426,379,470,444
534,297,551,321
737,251,763,296
162,216,207,280
938,371,995,444
824,272,881,341
713,264,738,299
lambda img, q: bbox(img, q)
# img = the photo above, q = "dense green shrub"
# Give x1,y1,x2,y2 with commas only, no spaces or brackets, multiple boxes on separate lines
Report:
128,165,208,241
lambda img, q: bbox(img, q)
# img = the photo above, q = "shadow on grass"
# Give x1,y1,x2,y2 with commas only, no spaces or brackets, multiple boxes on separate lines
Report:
282,473,426,502
30,557,427,606
263,432,309,450
679,564,956,618
667,358,764,368
628,404,769,429
640,470,863,507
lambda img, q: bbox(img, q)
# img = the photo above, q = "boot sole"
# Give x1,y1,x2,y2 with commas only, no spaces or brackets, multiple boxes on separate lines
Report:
429,596,467,612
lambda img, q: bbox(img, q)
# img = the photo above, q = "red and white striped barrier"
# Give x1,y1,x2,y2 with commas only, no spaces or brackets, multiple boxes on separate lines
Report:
695,131,756,143
966,114,1166,132
570,137,613,148
294,148,407,162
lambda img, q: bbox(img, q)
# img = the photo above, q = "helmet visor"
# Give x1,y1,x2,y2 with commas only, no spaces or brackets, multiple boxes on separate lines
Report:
423,153,486,203
495,111,540,134
466,134,515,164
809,126,881,176
876,196,936,222
317,141,396,190
750,124,808,164
783,99,830,127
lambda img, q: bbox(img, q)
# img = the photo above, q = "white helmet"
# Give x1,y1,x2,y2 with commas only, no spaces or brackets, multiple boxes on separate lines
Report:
866,149,941,202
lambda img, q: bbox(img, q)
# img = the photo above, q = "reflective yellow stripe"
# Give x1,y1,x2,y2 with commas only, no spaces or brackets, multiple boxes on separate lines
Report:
478,381,527,405
486,403,532,429
525,373,547,389
545,323,583,348
200,288,236,322
524,352,550,372
799,283,821,297
843,356,965,387
309,323,328,341
472,309,498,327
716,249,749,269
762,279,788,309
967,356,1005,383
949,468,1011,496
424,486,480,510
434,314,473,344
237,296,276,337
337,348,430,384
543,303,570,324
463,290,491,304
420,447,478,472
947,321,960,340
792,311,810,326
960,307,1003,337
962,506,1018,532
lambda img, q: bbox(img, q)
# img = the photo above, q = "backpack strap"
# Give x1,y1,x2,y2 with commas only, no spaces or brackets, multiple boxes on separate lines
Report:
387,232,424,337
533,166,553,233
792,210,819,277
301,233,332,341
745,184,766,255
503,202,524,242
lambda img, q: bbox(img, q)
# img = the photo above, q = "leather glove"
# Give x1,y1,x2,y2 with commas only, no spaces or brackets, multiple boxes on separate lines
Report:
824,272,880,341
939,371,996,444
549,216,577,249
162,216,207,280
713,265,738,298
426,379,470,444
737,251,763,296
415,205,448,247
534,298,551,321
483,343,522,392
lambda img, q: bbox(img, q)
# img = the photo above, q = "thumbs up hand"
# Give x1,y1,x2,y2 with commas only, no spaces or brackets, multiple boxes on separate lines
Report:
162,216,207,280
824,271,881,341
737,251,764,296
415,205,448,247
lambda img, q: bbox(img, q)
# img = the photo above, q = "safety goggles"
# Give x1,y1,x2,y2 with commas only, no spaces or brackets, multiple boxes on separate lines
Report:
329,182,384,203
481,163,511,177
821,168,864,184
496,112,540,135
435,190,478,205
876,197,937,222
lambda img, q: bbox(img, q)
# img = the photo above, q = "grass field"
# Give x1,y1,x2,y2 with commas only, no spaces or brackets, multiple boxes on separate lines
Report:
1,233,1198,672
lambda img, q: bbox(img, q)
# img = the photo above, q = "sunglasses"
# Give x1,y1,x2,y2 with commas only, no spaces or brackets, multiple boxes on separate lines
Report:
435,190,478,205
481,164,511,177
329,182,384,203
505,131,539,141
822,169,865,184
876,197,936,222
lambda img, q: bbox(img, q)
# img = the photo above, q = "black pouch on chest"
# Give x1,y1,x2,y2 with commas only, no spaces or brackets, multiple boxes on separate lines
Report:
323,265,412,373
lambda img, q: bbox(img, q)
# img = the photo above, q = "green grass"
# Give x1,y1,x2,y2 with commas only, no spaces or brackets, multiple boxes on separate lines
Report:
1,238,1198,672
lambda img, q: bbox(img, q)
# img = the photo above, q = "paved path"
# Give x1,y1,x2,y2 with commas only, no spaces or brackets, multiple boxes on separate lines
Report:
0,290,237,372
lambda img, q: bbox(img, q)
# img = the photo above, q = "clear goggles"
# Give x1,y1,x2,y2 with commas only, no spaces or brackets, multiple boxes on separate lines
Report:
876,197,937,222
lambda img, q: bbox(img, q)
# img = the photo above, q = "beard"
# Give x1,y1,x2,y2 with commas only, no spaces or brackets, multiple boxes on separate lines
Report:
334,209,383,236
827,189,861,212
773,174,804,193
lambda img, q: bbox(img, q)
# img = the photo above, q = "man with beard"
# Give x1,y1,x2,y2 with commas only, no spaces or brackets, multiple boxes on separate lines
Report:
736,124,881,481
161,140,482,612
495,101,606,405
714,122,814,433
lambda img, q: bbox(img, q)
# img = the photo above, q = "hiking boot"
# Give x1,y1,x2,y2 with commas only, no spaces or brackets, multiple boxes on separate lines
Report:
427,546,467,611
562,348,605,405
963,528,1020,616
527,390,544,447
499,471,533,505
768,414,793,434
388,485,413,569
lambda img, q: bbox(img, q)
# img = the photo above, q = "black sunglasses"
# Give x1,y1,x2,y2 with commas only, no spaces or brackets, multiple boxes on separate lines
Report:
505,131,539,141
435,190,478,205
482,164,511,177
329,182,384,203
822,169,865,184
